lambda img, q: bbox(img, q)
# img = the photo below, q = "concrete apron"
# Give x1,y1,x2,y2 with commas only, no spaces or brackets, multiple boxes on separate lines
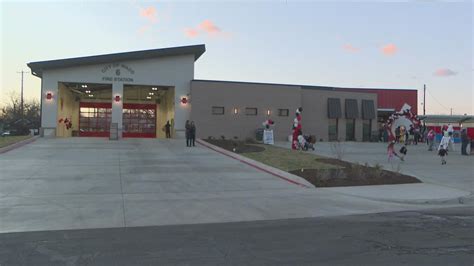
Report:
0,137,469,234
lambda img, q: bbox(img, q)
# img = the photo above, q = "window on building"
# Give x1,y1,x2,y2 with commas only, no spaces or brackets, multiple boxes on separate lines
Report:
212,106,224,115
278,109,289,116
328,118,339,141
363,119,372,141
245,107,258,116
346,119,356,141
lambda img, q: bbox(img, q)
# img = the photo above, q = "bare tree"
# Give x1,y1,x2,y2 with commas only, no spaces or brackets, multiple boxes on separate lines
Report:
0,93,40,135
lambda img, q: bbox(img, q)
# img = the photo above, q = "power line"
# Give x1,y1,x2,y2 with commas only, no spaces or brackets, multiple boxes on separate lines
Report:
425,88,450,113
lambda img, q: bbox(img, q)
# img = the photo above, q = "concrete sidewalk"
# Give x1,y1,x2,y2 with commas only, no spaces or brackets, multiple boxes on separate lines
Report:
275,141,473,202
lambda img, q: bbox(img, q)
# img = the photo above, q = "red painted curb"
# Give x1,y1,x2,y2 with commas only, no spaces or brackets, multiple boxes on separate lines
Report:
197,139,311,188
0,136,38,154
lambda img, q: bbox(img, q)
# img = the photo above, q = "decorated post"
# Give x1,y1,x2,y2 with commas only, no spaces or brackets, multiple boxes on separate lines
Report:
291,107,303,150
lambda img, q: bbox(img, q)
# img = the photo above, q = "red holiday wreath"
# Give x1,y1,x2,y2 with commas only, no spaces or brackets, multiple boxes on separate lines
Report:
58,118,73,130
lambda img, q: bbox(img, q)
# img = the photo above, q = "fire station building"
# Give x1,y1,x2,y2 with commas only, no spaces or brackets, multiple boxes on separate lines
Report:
28,44,417,142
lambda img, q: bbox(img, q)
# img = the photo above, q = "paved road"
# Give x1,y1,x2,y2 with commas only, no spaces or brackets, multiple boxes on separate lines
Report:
1,206,472,266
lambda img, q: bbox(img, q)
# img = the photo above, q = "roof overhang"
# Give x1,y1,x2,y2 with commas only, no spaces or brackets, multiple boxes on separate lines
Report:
27,44,206,78
418,115,474,124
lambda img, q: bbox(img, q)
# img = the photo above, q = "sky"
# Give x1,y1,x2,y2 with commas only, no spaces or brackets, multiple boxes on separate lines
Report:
1,0,472,115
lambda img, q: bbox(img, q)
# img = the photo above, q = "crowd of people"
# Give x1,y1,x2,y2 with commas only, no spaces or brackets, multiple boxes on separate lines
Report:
387,123,471,165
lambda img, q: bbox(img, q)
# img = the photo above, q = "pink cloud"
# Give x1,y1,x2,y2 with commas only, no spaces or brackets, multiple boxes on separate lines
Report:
381,44,398,55
185,19,227,38
434,68,457,77
185,28,199,38
140,6,157,23
342,44,359,53
198,20,221,35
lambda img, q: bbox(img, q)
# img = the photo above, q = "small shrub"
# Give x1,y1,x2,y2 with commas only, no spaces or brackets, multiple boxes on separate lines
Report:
330,141,346,160
349,163,364,178
220,135,226,140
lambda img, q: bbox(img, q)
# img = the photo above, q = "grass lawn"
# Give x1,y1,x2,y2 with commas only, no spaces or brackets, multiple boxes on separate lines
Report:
242,144,338,172
0,135,33,148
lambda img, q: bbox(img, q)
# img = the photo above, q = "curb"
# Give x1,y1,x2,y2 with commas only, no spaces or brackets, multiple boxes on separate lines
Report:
0,136,39,154
196,139,313,188
327,190,474,206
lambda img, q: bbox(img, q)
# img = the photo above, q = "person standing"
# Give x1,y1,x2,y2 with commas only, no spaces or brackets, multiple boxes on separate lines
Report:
165,120,171,139
427,129,435,151
185,120,191,147
438,143,448,165
395,126,401,143
461,129,470,155
189,121,196,147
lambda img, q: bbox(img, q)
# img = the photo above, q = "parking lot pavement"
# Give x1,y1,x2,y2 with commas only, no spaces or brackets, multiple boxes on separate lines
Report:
275,141,474,194
0,138,467,233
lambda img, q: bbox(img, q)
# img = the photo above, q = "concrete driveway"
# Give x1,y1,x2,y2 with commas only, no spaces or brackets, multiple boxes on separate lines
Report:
0,138,468,233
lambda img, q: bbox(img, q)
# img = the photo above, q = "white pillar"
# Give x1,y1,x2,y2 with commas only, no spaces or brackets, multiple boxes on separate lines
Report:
112,83,123,138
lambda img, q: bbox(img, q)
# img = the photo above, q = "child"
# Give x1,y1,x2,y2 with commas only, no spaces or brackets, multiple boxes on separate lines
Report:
399,145,407,161
387,141,400,162
438,144,448,165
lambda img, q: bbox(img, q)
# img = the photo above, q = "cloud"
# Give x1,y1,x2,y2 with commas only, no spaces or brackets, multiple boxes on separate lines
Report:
342,44,359,53
140,6,157,23
434,68,457,77
185,19,227,38
381,44,398,55
198,20,221,35
185,28,199,38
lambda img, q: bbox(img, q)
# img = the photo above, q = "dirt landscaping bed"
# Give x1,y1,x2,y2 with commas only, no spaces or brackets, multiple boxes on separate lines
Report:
203,139,421,187
204,139,265,153
290,159,421,187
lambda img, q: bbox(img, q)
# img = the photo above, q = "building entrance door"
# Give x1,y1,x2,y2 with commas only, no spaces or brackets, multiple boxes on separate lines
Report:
122,103,156,138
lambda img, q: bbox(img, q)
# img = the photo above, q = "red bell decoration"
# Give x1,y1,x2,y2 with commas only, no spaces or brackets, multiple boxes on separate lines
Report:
46,92,53,100
181,97,188,105
114,95,121,102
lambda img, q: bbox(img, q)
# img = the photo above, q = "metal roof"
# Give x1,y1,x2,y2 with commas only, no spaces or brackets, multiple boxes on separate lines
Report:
418,115,474,124
192,79,414,93
28,44,206,78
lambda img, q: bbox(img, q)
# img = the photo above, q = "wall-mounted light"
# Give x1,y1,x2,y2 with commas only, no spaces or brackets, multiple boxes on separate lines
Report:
114,95,121,102
45,92,53,100
266,109,271,116
233,108,238,114
181,97,188,105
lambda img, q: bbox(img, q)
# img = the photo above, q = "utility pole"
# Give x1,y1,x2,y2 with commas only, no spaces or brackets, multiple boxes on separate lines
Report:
16,70,29,119
423,84,426,116
450,108,453,116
